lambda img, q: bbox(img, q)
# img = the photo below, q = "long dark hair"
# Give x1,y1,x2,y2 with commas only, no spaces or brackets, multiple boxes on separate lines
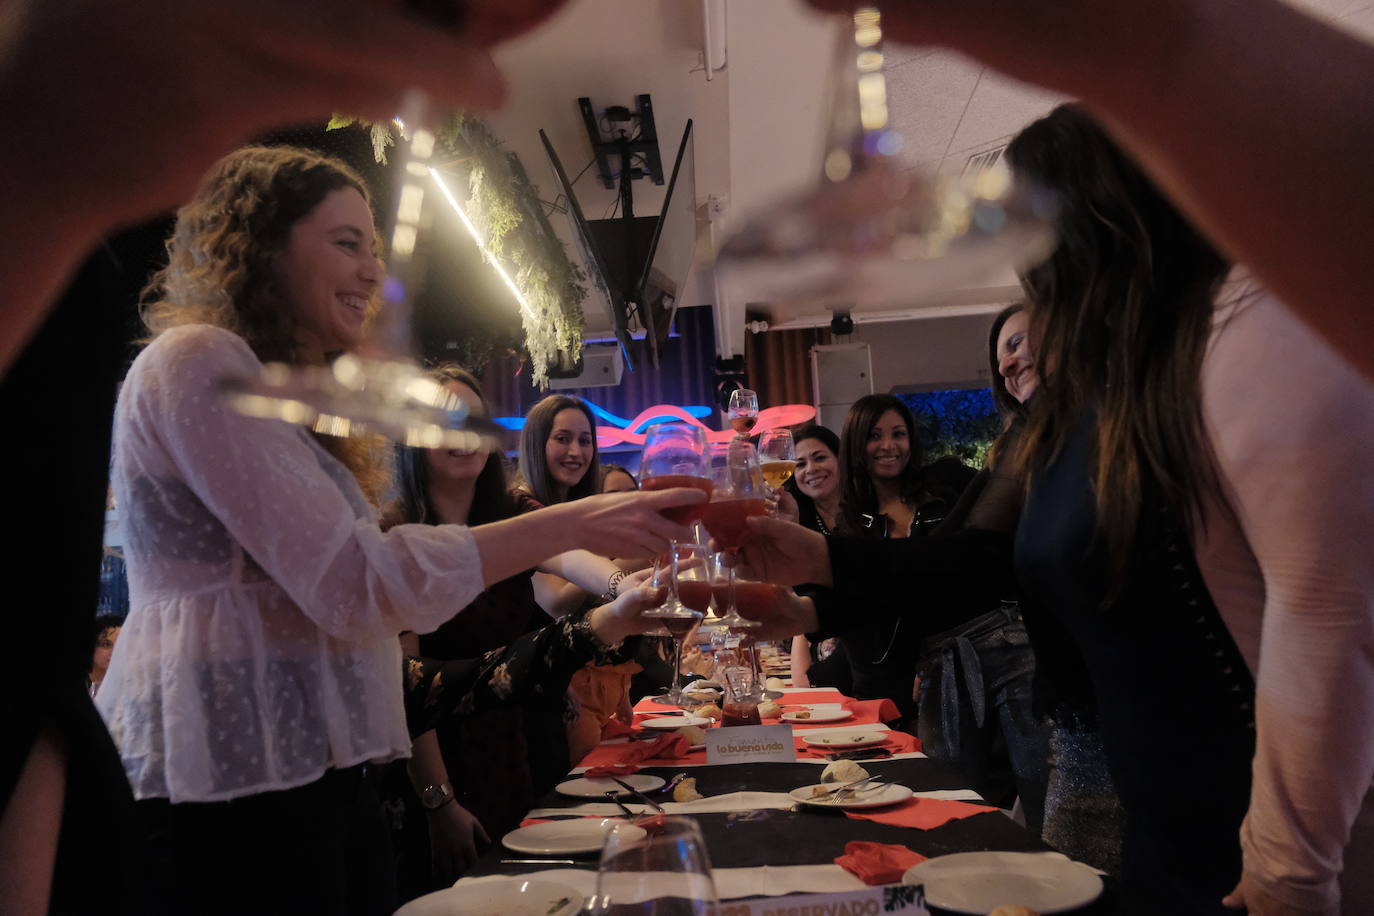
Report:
516,395,601,505
392,366,515,527
784,424,842,530
1007,103,1230,575
840,394,924,530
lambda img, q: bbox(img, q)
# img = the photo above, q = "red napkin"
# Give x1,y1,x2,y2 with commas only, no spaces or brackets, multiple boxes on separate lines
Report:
835,841,928,886
843,797,999,830
586,734,691,777
601,718,637,739
584,763,641,778
843,698,902,724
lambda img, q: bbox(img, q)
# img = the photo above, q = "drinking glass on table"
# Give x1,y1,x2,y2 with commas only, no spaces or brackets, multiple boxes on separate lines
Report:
726,389,759,439
643,543,708,705
701,441,770,628
593,817,718,915
758,428,797,489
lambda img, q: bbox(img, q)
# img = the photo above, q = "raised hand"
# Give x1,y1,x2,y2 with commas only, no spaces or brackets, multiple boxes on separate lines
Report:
559,489,704,559
738,516,832,587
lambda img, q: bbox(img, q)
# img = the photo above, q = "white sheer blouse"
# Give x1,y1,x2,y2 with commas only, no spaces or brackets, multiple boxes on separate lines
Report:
97,325,486,803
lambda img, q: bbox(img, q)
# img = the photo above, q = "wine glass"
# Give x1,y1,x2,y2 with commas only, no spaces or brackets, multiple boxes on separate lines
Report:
758,428,797,489
638,423,712,528
726,389,759,439
714,6,1058,309
642,544,708,705
592,817,718,916
221,91,498,452
701,441,770,629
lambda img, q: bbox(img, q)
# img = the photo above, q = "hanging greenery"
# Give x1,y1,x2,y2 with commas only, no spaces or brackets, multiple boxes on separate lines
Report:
327,114,586,388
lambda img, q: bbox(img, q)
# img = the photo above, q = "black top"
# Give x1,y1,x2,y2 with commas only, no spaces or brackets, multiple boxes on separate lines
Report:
1015,418,1255,914
812,457,1018,719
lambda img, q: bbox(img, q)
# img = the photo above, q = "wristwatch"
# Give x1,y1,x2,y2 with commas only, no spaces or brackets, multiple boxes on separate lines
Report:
420,782,455,810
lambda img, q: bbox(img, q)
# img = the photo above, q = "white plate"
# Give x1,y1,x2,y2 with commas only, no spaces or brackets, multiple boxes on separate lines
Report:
395,879,583,916
780,707,852,724
799,729,889,748
789,782,914,809
555,774,666,798
502,818,647,856
903,851,1104,914
640,716,712,730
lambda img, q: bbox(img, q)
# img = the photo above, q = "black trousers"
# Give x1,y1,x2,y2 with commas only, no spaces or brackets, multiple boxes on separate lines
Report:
137,765,395,916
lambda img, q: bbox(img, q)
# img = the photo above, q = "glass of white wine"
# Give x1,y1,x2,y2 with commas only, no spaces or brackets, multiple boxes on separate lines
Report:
758,428,797,489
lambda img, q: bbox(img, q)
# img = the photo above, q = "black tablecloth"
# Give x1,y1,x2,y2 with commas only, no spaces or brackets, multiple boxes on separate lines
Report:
471,757,1132,914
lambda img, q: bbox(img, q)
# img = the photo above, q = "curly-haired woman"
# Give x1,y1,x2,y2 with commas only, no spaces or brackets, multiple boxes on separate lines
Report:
96,145,700,915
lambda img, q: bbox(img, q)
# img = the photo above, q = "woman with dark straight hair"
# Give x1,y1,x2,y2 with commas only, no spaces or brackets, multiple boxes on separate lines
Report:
743,102,1374,912
515,394,601,506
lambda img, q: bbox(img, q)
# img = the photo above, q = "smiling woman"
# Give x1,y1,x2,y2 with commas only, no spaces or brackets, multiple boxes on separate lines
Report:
96,145,703,916
515,394,601,505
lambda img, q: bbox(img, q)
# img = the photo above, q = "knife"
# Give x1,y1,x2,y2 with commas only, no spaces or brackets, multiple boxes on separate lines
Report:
610,777,667,814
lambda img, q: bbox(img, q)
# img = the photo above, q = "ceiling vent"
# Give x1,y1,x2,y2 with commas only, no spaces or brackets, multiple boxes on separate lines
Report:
963,145,1007,178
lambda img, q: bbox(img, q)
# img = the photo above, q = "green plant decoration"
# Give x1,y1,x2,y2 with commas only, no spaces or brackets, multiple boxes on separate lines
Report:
327,114,586,388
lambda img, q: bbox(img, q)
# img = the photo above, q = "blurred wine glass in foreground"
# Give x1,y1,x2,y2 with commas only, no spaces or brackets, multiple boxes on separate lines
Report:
715,6,1057,310
594,817,718,915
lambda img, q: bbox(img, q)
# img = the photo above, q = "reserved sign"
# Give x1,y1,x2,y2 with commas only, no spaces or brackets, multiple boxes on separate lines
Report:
706,724,797,765
717,885,929,916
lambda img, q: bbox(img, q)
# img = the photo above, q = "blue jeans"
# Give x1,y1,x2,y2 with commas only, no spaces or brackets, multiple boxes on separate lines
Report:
916,607,1049,833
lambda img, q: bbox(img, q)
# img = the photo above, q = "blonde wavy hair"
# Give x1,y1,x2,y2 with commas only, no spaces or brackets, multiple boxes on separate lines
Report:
141,145,389,504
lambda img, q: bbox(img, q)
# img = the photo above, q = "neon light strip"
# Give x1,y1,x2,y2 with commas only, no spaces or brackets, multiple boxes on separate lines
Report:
493,403,818,448
428,168,536,320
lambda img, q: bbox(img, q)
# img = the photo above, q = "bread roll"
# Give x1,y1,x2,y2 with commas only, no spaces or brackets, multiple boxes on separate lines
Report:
677,724,707,745
820,760,869,784
673,777,704,802
694,703,722,720
766,677,787,690
757,700,782,718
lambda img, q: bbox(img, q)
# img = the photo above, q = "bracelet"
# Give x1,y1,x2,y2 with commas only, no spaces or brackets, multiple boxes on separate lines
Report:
607,569,629,598
573,610,624,654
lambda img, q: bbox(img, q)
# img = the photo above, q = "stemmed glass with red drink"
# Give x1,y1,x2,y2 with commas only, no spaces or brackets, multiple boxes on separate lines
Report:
639,422,712,526
642,543,709,705
701,440,770,629
726,389,759,439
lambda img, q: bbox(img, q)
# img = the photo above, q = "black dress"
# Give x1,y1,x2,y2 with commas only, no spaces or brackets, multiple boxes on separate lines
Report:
414,571,568,838
1015,419,1255,913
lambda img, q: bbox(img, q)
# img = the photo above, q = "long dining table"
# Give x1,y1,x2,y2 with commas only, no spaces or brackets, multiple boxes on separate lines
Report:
455,686,1131,915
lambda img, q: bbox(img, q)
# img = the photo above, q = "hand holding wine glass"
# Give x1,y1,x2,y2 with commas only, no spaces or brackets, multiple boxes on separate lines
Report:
700,441,771,628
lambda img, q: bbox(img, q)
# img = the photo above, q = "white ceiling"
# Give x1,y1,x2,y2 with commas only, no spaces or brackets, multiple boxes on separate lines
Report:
486,0,1374,360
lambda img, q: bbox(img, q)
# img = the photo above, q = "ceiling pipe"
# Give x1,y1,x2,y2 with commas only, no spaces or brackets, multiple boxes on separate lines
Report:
702,0,727,80
755,301,1010,332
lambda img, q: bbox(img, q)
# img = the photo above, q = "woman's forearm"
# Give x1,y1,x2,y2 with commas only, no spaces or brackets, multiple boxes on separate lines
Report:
406,730,450,796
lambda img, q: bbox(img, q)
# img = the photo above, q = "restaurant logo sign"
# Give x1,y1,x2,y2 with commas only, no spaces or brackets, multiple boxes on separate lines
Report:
705,724,797,765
